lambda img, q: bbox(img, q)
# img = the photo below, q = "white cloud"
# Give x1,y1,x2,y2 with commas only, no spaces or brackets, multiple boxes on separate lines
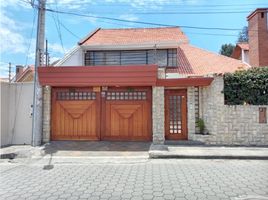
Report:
104,0,197,10
119,14,139,21
0,0,32,9
0,12,28,54
48,43,66,54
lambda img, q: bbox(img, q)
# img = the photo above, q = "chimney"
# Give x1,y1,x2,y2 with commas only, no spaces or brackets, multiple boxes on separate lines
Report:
247,8,268,67
15,65,24,81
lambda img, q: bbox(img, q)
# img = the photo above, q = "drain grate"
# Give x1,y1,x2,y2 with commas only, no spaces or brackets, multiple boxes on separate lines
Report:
0,153,17,159
43,165,54,170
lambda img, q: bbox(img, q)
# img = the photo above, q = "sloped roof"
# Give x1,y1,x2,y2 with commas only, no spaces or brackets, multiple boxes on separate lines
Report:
167,44,250,75
16,66,34,82
237,43,249,50
231,43,249,59
79,27,189,46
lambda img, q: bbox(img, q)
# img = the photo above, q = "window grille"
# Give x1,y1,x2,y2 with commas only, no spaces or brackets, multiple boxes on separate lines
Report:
106,91,147,100
56,91,96,100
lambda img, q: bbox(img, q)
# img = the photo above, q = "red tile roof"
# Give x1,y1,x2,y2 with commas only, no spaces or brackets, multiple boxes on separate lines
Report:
231,43,249,59
167,44,250,75
237,43,249,50
79,27,189,46
16,66,34,82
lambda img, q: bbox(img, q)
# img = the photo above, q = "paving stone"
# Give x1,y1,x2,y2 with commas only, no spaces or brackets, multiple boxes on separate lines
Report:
0,159,267,200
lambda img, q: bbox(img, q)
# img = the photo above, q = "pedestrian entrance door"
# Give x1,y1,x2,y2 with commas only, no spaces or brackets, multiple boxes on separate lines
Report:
165,89,187,140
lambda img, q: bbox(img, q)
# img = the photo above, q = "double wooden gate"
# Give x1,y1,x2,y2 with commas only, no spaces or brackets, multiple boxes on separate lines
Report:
51,87,152,141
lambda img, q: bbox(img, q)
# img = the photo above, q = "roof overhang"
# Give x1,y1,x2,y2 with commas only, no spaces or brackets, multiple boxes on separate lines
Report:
38,65,158,87
156,77,214,87
80,41,183,51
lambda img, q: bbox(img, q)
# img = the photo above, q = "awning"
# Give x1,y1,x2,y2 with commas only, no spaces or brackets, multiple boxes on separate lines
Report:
38,65,158,86
38,66,213,87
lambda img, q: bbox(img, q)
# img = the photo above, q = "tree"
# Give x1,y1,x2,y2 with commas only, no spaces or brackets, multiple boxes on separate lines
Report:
237,26,248,42
219,43,235,57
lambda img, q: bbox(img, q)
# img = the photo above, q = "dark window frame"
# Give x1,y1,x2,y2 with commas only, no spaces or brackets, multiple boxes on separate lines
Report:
84,49,177,67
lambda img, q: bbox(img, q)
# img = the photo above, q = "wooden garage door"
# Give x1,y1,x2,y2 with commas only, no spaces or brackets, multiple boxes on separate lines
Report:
51,87,152,141
51,88,100,140
102,87,152,141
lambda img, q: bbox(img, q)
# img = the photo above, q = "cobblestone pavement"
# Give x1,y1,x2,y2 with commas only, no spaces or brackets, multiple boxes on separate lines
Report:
0,159,268,200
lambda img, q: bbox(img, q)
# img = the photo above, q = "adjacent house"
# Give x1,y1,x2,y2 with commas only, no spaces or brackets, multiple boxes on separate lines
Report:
14,65,34,82
231,8,268,67
231,43,249,64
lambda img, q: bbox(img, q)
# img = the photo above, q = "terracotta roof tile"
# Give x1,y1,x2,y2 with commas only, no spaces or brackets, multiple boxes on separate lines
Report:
237,43,249,50
80,27,189,46
167,44,250,75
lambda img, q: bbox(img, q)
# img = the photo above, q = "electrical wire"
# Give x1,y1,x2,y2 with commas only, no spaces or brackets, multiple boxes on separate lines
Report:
25,9,37,66
49,1,65,53
44,8,260,32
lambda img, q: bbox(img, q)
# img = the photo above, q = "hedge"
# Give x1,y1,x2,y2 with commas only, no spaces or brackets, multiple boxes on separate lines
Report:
223,67,268,105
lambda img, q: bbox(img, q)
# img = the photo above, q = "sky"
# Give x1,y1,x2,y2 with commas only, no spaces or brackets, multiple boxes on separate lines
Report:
0,0,268,78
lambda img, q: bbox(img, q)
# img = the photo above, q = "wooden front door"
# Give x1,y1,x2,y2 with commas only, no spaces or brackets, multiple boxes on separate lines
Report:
51,88,100,140
165,89,187,140
51,87,152,141
102,87,152,141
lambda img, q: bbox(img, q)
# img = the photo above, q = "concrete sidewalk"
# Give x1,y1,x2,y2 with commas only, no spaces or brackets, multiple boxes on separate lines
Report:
149,144,268,159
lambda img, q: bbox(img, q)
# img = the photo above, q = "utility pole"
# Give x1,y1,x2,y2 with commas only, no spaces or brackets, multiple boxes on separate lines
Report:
8,62,11,83
32,0,46,146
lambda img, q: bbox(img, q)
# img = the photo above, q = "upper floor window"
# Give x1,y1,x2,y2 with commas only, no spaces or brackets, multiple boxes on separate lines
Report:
84,49,177,67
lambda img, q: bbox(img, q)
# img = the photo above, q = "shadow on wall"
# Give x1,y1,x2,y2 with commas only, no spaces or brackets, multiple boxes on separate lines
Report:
42,141,152,155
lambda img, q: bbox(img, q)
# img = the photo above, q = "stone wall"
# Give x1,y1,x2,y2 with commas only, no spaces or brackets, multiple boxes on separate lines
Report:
191,76,268,146
152,86,165,144
187,87,196,138
42,86,51,143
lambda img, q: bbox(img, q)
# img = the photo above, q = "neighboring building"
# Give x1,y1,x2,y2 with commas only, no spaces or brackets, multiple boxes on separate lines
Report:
0,78,9,82
38,26,252,144
14,65,34,82
231,8,268,67
231,43,249,64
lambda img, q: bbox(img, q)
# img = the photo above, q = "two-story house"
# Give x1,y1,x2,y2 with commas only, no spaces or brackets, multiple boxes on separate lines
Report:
38,27,248,144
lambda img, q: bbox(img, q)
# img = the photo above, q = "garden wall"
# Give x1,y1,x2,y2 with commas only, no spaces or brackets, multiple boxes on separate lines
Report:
189,76,268,146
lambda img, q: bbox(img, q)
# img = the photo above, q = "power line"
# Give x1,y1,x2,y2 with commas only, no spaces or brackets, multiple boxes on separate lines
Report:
49,1,65,53
88,10,255,15
57,21,81,40
25,9,37,66
45,2,268,8
44,8,253,31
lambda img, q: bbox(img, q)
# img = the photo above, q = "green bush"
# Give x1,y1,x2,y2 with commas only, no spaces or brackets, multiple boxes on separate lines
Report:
223,67,268,105
196,118,205,134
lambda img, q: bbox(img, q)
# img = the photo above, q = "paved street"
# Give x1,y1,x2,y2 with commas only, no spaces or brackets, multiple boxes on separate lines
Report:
0,159,268,200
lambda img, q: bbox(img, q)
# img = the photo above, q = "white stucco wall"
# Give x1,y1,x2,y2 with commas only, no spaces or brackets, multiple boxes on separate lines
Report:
242,50,250,64
56,46,83,66
0,82,34,146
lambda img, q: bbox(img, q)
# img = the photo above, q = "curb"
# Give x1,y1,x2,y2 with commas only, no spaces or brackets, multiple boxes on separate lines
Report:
149,152,268,160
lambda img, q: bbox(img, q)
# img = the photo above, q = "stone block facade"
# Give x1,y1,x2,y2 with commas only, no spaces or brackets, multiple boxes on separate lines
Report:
191,76,268,146
42,86,51,143
187,87,196,139
152,86,165,144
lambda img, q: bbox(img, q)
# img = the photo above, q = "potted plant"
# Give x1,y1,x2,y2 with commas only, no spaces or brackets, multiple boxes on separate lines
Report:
196,118,206,135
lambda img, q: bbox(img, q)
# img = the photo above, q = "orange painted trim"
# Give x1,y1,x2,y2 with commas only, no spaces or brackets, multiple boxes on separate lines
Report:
38,65,158,86
157,77,214,87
